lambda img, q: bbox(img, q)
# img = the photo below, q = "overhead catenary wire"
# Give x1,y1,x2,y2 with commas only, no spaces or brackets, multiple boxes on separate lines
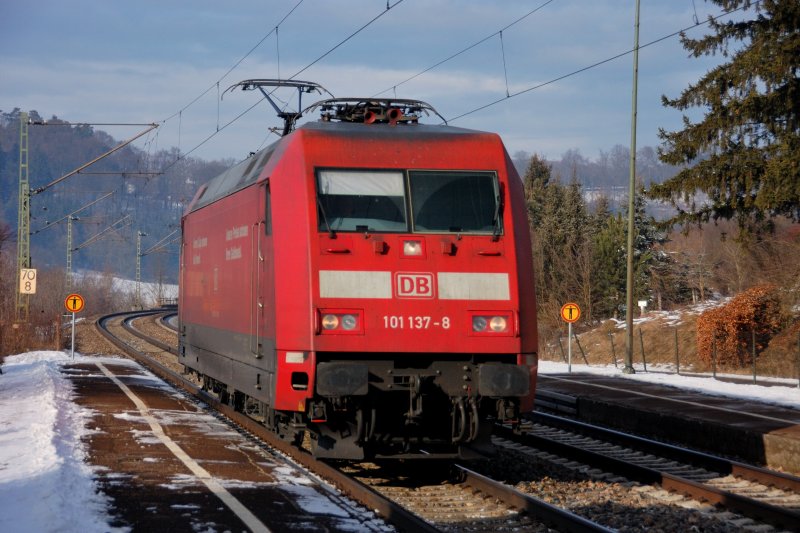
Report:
28,121,156,127
161,0,305,124
371,0,556,98
276,25,281,80
445,1,756,124
499,30,510,98
31,123,158,195
142,228,180,256
73,215,131,251
160,99,264,171
159,0,405,173
153,0,305,168
32,191,115,235
288,0,404,81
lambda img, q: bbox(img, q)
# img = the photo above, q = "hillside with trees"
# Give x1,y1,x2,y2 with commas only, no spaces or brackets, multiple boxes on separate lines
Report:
0,108,234,282
0,108,241,355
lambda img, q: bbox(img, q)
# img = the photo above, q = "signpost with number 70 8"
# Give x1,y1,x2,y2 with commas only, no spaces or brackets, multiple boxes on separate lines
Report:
64,293,85,358
560,302,581,372
19,268,37,294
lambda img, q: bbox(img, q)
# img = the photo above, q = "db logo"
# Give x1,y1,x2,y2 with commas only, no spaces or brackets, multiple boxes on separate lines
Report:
395,272,435,299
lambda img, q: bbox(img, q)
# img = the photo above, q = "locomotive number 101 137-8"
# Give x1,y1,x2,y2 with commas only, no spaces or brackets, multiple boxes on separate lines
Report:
382,315,451,330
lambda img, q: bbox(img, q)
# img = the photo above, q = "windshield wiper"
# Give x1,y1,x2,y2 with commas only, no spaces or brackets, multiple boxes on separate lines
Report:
491,192,502,241
317,197,335,238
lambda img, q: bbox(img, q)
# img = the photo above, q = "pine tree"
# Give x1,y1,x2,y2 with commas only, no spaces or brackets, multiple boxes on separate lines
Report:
649,0,800,230
589,190,666,319
630,189,665,299
524,157,600,325
525,159,568,321
531,175,566,308
523,154,552,228
591,212,627,318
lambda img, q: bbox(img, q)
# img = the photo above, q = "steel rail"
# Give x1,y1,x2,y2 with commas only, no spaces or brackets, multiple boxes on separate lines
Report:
158,312,178,333
495,414,800,531
454,465,614,533
531,411,800,493
120,311,179,355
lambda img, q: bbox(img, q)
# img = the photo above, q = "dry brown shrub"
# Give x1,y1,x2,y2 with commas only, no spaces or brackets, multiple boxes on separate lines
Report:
696,285,783,368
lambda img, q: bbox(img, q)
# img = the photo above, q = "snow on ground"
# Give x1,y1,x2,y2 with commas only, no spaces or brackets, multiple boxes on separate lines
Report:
539,360,800,410
1,349,797,532
547,297,800,410
544,300,800,410
74,270,178,307
0,351,118,533
610,298,728,329
111,277,178,304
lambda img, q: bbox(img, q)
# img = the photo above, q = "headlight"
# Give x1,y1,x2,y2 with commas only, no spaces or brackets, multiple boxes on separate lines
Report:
472,316,488,332
403,240,423,256
341,314,357,330
489,316,507,332
318,309,363,334
322,314,339,330
470,312,512,335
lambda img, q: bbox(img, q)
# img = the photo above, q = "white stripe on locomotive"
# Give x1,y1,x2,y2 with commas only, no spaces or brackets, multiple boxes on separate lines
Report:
319,270,510,300
437,272,510,300
319,270,393,298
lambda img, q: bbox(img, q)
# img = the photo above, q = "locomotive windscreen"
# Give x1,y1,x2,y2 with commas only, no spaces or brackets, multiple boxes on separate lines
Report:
316,169,501,235
409,171,500,233
317,170,407,232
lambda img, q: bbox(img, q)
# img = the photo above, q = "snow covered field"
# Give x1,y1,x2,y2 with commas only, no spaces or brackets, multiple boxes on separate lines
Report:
0,352,117,532
1,350,798,532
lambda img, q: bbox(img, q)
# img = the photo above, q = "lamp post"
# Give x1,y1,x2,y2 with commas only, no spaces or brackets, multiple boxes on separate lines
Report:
624,0,641,375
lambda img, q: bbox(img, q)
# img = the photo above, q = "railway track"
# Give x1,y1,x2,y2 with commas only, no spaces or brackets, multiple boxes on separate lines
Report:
345,460,611,532
493,412,800,532
96,311,610,532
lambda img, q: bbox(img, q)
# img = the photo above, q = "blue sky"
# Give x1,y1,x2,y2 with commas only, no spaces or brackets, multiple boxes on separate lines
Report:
0,1,735,164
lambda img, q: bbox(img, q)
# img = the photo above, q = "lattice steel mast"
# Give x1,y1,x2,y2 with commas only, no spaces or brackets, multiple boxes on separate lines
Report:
16,112,30,321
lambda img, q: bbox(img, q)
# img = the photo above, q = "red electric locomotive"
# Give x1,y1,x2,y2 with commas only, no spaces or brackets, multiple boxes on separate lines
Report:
179,82,538,459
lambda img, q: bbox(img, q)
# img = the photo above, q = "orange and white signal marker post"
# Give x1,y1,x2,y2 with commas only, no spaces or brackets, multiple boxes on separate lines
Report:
560,302,581,372
64,293,85,358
